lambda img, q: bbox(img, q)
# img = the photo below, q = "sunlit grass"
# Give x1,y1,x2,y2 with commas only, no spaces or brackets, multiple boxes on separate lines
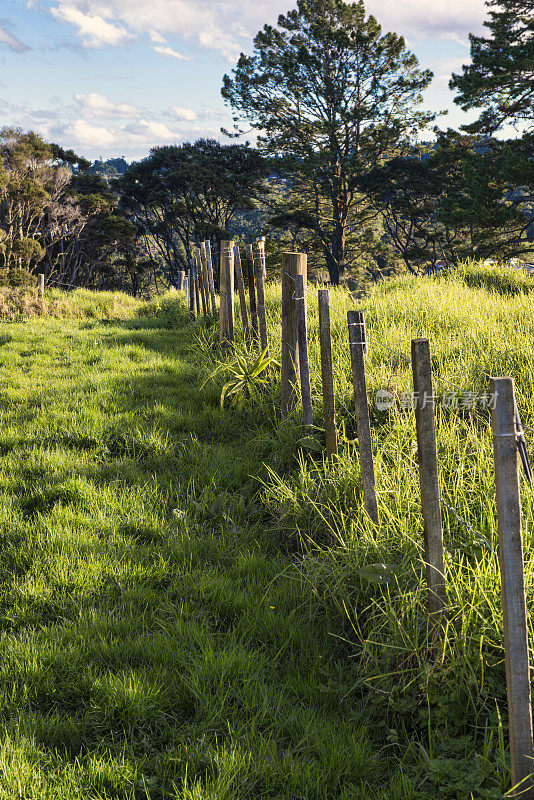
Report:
0,290,416,799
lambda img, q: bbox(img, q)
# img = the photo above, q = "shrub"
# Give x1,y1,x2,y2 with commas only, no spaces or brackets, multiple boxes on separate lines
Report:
0,268,37,288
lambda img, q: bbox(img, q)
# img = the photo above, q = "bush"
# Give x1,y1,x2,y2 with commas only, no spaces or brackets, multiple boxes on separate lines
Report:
0,268,37,288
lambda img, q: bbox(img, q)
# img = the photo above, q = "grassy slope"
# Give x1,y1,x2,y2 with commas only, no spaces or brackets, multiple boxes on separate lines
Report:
255,266,534,799
0,301,413,799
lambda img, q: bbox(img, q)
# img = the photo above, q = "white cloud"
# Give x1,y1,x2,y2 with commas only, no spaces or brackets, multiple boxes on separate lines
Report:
47,0,488,60
75,92,143,118
64,118,116,147
152,44,188,60
170,106,197,121
50,4,130,48
0,24,29,53
123,119,178,142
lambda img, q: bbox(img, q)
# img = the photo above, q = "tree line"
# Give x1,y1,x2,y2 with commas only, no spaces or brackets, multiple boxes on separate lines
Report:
0,0,531,292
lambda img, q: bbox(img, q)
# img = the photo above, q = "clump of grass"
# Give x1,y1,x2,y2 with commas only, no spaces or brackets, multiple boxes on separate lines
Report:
0,286,142,321
453,259,534,296
139,289,190,327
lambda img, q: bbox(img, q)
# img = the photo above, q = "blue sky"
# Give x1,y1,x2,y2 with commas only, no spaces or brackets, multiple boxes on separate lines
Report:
0,0,492,161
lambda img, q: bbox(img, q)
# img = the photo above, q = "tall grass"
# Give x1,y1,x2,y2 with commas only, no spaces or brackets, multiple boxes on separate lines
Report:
200,264,534,798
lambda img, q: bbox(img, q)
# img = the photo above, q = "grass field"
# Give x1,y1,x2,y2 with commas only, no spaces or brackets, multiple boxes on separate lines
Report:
0,265,533,799
0,291,416,799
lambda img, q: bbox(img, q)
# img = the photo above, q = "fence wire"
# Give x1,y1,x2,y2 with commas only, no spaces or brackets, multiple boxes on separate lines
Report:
279,270,508,552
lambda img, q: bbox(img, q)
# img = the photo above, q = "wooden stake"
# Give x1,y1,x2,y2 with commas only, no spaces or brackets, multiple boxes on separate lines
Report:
246,244,259,345
348,310,378,525
281,252,307,415
491,376,534,799
199,245,210,315
189,263,197,319
196,248,208,316
202,241,217,316
319,289,338,459
219,246,227,343
253,241,269,354
194,258,200,316
256,236,267,278
220,241,234,345
234,245,251,346
39,273,44,300
411,338,446,614
295,274,313,426
177,270,185,291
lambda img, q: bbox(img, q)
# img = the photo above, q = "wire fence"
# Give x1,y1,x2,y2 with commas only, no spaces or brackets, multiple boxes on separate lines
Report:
280,268,527,554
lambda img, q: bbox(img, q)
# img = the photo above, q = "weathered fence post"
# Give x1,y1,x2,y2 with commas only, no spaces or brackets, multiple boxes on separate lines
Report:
194,258,200,317
318,289,338,460
491,376,534,799
189,263,197,319
219,246,227,342
411,338,446,614
295,274,313,426
348,310,378,525
177,270,185,291
256,236,267,278
253,240,269,354
202,242,217,316
196,248,208,316
183,274,188,297
234,245,251,346
246,244,259,345
281,252,307,414
39,273,45,301
219,241,234,345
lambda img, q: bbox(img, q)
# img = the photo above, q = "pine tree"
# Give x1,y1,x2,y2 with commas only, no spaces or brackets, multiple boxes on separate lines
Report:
450,0,534,133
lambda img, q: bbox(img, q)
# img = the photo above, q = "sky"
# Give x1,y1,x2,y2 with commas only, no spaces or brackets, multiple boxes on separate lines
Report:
0,0,493,162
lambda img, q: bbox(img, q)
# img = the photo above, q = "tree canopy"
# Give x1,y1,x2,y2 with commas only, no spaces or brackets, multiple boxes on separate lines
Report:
222,0,434,282
450,0,534,134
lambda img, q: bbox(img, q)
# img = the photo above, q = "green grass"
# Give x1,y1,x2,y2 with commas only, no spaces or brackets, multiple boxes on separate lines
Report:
3,264,534,799
0,293,417,799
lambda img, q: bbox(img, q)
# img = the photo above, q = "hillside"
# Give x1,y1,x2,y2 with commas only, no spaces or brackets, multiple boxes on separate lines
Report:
0,267,533,798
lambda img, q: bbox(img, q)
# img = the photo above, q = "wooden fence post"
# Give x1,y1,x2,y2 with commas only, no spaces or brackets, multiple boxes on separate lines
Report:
183,274,188,297
177,270,184,291
355,310,367,356
256,236,267,278
194,258,200,317
196,248,208,316
189,263,197,319
219,246,227,343
219,241,234,345
202,241,217,316
411,338,446,615
234,245,251,346
199,245,211,315
348,310,378,525
295,274,313,426
246,244,259,345
39,273,45,300
491,376,534,799
318,289,338,459
281,252,307,414
253,240,269,354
